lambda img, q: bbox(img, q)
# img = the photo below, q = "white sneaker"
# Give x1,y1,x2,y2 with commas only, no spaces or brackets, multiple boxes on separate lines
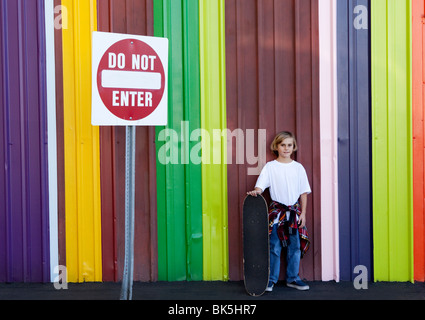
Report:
265,282,274,292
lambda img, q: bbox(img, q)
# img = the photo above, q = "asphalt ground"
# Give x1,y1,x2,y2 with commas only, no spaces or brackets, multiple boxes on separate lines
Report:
1,280,424,318
2,279,425,300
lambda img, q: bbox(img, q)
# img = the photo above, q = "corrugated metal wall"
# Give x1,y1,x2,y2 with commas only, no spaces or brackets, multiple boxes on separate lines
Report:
45,0,59,281
61,0,102,282
319,0,339,282
199,0,228,281
412,0,425,282
225,0,321,281
153,0,228,282
3,0,425,284
153,0,203,281
371,0,414,282
0,0,50,282
53,0,66,272
337,0,373,281
97,0,158,283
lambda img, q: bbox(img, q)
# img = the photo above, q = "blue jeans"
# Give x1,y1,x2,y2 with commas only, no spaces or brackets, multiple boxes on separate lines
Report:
269,224,301,284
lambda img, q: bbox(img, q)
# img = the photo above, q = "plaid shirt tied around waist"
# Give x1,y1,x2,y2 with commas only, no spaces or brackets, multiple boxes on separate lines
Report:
268,200,310,258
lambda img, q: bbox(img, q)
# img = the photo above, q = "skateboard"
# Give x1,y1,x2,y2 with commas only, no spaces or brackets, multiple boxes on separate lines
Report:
242,194,270,296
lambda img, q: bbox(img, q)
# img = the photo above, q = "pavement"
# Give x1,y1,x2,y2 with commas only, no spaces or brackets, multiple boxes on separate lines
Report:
1,280,424,300
1,280,424,317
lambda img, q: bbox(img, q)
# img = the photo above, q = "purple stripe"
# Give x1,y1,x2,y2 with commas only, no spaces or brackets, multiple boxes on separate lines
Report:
0,0,50,283
0,0,8,283
37,0,50,282
337,0,373,281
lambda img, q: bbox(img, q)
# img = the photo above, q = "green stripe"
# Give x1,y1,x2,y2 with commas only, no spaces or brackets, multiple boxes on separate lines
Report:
199,0,229,281
154,0,203,281
371,0,414,282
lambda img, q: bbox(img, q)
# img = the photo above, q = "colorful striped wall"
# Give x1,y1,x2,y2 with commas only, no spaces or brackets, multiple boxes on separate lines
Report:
199,0,229,281
412,0,425,282
1,0,425,284
337,0,373,281
153,0,203,281
96,0,158,283
61,0,102,283
371,0,414,282
225,0,321,281
319,0,338,282
0,0,51,283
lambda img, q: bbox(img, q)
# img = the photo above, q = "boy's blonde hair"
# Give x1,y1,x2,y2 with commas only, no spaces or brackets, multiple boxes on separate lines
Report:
270,131,298,156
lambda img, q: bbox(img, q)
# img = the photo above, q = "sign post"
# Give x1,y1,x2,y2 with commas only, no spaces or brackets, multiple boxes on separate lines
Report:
92,31,168,300
121,125,136,300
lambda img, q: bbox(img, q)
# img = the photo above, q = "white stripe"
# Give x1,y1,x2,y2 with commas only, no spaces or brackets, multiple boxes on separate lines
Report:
101,69,161,90
45,0,59,283
319,0,339,282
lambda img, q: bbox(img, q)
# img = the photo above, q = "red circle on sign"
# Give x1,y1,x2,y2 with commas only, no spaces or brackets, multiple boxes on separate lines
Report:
97,39,165,121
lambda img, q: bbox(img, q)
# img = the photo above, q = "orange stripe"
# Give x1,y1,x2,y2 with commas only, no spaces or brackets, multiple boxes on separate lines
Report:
412,0,425,282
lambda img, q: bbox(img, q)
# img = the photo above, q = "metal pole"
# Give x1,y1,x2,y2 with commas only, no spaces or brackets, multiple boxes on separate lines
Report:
120,125,136,300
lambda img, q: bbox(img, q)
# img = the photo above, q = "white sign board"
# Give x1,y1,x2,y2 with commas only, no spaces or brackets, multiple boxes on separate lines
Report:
91,31,168,126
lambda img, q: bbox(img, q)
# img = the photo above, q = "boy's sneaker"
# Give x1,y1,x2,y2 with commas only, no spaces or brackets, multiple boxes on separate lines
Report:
265,282,274,292
286,280,309,291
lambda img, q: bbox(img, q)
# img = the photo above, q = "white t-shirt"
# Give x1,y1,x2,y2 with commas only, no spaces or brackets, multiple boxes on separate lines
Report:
255,160,311,221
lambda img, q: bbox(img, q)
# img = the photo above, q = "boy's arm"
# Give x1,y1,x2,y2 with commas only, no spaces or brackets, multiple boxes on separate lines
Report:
299,193,308,228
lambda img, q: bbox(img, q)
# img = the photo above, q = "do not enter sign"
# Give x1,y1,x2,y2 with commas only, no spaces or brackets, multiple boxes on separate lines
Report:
98,39,165,119
92,32,168,126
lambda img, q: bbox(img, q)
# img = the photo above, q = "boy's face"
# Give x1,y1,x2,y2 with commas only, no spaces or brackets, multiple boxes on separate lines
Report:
277,137,294,159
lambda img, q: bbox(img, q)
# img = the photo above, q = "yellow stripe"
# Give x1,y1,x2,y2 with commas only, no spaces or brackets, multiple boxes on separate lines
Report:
62,0,102,282
199,0,229,281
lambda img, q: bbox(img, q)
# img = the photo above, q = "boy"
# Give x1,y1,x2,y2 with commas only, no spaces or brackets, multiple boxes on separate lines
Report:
247,131,311,291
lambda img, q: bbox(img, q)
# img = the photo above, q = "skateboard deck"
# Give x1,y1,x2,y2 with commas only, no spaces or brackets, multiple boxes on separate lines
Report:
242,194,269,296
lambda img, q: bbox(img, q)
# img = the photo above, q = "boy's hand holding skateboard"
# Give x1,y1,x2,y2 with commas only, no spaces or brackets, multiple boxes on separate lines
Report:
247,188,262,197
